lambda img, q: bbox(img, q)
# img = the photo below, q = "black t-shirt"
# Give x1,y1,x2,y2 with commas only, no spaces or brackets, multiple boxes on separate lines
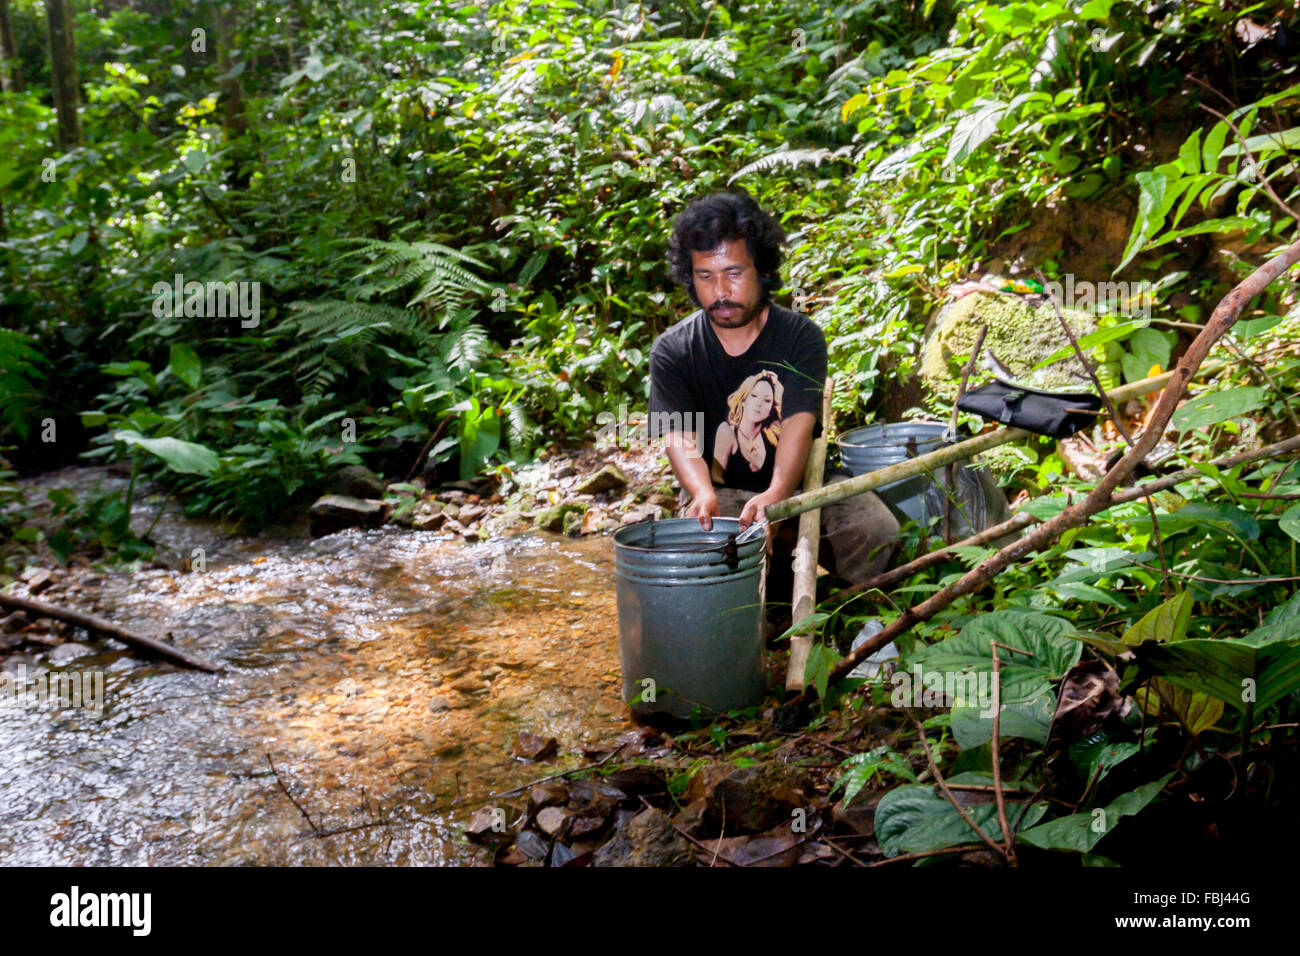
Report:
647,302,828,492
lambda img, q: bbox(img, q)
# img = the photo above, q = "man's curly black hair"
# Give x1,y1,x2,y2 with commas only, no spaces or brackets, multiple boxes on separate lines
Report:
666,189,787,307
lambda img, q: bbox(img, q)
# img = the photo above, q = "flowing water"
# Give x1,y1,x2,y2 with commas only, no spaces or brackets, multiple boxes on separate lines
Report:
0,469,629,865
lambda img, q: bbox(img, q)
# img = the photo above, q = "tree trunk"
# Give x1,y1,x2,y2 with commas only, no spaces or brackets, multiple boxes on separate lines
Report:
0,0,24,93
45,0,81,149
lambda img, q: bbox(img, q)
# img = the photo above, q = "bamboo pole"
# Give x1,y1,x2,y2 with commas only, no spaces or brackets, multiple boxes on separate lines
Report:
764,361,1228,525
785,378,834,692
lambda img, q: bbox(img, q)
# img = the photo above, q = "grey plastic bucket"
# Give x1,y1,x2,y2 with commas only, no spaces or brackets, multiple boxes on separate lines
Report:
837,421,1010,541
613,517,766,719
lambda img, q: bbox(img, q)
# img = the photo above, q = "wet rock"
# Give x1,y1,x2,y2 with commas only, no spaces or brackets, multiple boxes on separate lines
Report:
330,465,386,500
458,503,487,523
512,732,558,761
550,462,576,480
20,568,53,595
527,785,568,815
451,675,487,694
561,509,585,537
466,806,513,845
429,696,452,713
534,501,586,533
480,665,504,680
47,642,94,665
515,829,550,860
536,806,572,838
592,808,693,867
439,501,462,519
441,518,468,536
575,464,627,496
621,504,664,526
548,842,580,867
568,808,612,841
704,764,814,835
309,495,387,536
412,503,445,532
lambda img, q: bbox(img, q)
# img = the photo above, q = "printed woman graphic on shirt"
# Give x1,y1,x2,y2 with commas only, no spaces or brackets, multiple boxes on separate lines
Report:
711,370,784,488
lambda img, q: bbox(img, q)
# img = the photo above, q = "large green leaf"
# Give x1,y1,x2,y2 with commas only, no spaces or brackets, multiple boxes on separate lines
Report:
950,688,1055,749
113,429,219,476
875,783,1047,857
1156,501,1260,540
1171,386,1268,431
1137,635,1300,713
1122,591,1193,646
1017,774,1173,853
908,610,1082,704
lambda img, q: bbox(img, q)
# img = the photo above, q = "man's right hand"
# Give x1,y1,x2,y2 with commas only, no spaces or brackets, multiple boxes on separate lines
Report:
684,490,720,531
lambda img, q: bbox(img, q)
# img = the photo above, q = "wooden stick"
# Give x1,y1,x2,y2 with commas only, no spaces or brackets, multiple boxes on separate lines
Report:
763,362,1228,525
790,238,1300,706
785,378,834,692
0,592,223,672
990,640,1017,866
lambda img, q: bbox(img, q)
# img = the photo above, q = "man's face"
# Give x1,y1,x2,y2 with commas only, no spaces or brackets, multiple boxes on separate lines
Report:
690,238,766,330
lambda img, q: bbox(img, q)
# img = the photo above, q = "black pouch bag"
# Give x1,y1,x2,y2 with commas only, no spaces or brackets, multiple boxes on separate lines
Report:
956,381,1101,438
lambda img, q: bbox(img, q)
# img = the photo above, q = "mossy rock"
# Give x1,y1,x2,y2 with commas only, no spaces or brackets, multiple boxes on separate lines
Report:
920,291,1100,401
534,501,587,533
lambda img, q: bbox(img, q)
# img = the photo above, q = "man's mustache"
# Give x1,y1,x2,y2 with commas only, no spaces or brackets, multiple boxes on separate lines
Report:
708,301,743,312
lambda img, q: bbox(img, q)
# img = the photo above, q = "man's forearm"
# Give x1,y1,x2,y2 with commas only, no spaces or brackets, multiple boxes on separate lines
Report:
767,412,815,499
664,432,714,502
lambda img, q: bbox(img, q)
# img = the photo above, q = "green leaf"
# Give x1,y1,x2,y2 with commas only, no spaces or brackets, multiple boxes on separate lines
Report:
1279,503,1300,542
113,429,219,475
1136,635,1300,713
1135,677,1224,735
875,784,1047,857
1031,320,1149,370
1069,740,1139,786
68,230,89,255
908,610,1082,703
1171,386,1268,431
1017,774,1173,853
1122,591,1193,646
945,99,1008,166
169,344,202,390
950,689,1055,748
805,641,840,699
458,405,500,481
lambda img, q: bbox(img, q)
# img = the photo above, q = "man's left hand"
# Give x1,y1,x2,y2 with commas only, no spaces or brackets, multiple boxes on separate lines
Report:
738,488,783,533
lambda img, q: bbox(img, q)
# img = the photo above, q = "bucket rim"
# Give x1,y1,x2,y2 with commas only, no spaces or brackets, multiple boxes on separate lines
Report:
612,515,762,553
837,420,952,450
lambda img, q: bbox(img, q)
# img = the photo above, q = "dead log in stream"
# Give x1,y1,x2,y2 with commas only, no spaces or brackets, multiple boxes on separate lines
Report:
0,592,223,673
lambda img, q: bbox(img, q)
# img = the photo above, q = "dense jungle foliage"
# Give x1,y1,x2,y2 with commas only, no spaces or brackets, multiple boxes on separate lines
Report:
5,0,1300,865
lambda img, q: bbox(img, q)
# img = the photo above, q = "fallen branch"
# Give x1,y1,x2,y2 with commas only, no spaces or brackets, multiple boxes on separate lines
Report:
792,236,1300,704
912,716,1004,859
0,592,223,672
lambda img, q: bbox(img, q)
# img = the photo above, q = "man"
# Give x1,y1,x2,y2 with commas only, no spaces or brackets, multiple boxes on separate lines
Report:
648,189,900,630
